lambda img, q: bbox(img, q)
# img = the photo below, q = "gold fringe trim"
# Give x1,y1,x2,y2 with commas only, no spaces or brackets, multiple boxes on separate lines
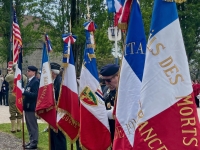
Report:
57,110,80,143
175,0,186,3
63,54,70,58
87,44,96,49
37,106,54,114
88,53,96,61
118,23,128,30
35,111,58,133
62,63,68,68
164,0,186,3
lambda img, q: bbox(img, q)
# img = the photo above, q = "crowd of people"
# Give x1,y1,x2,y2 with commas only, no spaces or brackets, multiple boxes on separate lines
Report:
2,62,200,149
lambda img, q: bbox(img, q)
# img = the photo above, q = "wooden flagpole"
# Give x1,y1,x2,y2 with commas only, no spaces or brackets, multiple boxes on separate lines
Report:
22,112,25,150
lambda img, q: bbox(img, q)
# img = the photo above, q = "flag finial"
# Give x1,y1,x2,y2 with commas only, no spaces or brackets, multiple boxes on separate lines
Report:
69,17,72,33
87,0,90,20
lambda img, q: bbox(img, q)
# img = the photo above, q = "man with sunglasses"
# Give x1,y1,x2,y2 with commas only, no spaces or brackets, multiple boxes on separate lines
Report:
100,64,119,143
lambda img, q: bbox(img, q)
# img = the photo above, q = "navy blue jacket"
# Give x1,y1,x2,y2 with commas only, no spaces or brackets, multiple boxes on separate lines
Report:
23,77,39,111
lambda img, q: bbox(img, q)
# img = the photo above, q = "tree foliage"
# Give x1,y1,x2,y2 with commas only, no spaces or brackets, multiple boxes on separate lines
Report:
0,0,199,77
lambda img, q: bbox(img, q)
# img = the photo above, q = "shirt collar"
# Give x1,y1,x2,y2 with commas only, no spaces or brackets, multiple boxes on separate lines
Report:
28,76,34,82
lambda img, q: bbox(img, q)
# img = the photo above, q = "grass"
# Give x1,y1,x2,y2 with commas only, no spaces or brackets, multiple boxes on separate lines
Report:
0,123,77,150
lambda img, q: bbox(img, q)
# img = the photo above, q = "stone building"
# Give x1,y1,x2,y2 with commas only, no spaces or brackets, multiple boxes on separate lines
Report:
0,15,63,75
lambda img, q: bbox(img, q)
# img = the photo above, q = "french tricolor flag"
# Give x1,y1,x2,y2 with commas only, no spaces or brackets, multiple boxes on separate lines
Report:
57,34,80,142
36,43,57,131
106,0,123,26
79,21,111,149
113,0,146,149
14,49,23,114
45,34,53,52
133,0,200,149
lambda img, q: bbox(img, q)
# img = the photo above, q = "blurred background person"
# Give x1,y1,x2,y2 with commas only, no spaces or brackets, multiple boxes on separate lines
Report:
1,75,9,106
50,62,67,150
0,74,4,105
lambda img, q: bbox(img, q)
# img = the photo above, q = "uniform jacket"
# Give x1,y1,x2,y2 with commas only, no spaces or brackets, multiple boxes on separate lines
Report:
1,80,9,93
54,75,62,101
23,76,39,111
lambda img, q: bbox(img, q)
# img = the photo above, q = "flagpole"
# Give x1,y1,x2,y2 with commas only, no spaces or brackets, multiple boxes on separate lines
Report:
22,112,25,150
114,26,118,64
69,17,74,150
9,0,13,62
48,125,51,150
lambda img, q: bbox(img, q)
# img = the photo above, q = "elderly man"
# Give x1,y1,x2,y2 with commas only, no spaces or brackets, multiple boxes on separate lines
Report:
23,66,39,149
100,64,120,143
50,62,67,150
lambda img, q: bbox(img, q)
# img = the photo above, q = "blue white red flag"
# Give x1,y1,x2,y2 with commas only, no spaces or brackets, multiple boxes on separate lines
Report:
106,0,122,26
13,8,22,64
133,0,200,149
36,43,57,131
118,0,133,29
119,0,125,5
62,34,76,44
113,0,146,149
45,34,53,52
106,0,122,13
57,34,80,142
13,49,23,114
79,21,111,149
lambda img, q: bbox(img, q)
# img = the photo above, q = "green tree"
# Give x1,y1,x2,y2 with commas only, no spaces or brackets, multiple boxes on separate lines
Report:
25,0,113,75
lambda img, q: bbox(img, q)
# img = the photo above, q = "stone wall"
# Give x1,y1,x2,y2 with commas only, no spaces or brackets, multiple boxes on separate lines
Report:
0,50,62,76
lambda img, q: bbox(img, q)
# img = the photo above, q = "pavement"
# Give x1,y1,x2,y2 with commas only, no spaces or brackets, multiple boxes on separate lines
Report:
0,105,44,124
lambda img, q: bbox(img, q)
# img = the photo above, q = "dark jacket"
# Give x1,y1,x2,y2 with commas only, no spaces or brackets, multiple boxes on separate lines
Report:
1,80,9,93
54,75,62,101
23,77,39,111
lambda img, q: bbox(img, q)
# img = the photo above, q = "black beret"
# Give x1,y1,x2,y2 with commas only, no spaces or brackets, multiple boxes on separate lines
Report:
28,66,38,72
100,64,119,76
50,62,60,70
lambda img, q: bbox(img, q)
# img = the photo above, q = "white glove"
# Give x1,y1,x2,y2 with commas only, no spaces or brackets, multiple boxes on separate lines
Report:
21,88,24,94
107,106,114,120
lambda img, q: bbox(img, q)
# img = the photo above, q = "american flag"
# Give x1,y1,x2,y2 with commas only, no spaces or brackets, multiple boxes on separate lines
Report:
13,9,22,64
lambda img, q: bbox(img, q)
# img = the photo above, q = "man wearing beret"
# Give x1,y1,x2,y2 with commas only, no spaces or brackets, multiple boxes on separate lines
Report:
22,65,39,149
5,64,27,133
50,62,67,150
100,64,120,143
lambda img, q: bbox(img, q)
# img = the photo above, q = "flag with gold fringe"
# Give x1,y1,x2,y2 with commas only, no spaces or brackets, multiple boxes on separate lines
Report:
132,0,200,149
79,21,112,149
57,33,80,143
36,42,57,131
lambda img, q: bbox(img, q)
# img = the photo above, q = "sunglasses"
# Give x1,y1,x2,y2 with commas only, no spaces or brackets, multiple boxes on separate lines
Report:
102,75,115,83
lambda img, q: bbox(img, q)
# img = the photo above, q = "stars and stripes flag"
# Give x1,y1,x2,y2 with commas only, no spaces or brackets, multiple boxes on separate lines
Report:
133,0,200,149
57,33,80,143
113,0,146,149
13,9,22,64
45,34,53,52
36,43,57,131
79,21,111,149
13,49,24,114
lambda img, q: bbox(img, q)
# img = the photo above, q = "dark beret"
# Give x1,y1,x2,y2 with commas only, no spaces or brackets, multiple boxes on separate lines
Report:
50,62,60,70
28,66,38,72
100,64,119,76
